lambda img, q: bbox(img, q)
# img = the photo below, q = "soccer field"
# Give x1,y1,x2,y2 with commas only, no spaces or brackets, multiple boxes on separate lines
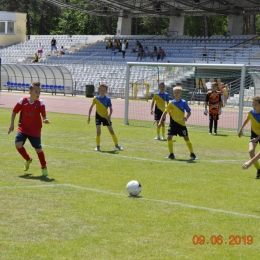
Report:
1,107,260,260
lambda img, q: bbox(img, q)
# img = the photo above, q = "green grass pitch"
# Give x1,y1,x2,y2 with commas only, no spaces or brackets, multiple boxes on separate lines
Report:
0,107,260,260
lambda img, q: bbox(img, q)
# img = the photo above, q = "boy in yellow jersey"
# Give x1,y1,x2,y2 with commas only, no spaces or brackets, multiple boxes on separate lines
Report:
158,86,198,160
238,96,260,178
151,82,169,140
87,83,123,151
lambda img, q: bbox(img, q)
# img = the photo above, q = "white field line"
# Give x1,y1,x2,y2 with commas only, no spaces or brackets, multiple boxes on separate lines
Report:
1,183,260,219
43,144,242,164
0,137,242,164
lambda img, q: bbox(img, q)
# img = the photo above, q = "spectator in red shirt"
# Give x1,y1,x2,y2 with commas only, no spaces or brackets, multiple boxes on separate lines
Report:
157,47,165,61
8,82,50,176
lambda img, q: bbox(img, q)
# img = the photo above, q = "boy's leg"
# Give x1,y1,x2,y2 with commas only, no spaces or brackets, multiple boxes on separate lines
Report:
36,149,47,169
95,125,101,150
209,116,213,134
249,142,260,170
214,120,218,134
107,125,123,150
15,133,32,170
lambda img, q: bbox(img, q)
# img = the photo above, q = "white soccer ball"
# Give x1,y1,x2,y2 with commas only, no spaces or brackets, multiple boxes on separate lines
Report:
126,180,142,196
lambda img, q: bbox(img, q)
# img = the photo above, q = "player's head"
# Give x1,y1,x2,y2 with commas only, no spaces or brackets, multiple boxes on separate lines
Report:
98,83,108,96
158,82,165,92
252,96,260,112
212,82,218,90
173,86,182,99
29,82,41,100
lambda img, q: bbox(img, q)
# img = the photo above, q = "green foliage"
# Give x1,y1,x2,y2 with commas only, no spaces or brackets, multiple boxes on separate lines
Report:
1,107,260,259
184,15,228,36
0,0,258,36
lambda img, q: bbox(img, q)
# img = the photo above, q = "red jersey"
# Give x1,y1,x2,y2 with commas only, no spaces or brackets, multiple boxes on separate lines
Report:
13,97,46,137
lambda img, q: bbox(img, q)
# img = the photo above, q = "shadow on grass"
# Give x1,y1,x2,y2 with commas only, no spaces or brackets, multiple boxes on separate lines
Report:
168,158,198,163
19,173,55,182
127,195,143,199
99,150,120,154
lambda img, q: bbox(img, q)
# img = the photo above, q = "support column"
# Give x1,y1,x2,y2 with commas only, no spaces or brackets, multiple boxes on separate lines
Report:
168,15,184,36
117,12,132,35
227,15,243,35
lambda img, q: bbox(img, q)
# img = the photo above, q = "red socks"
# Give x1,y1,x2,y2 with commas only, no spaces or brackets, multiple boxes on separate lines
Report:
37,151,47,169
17,147,30,161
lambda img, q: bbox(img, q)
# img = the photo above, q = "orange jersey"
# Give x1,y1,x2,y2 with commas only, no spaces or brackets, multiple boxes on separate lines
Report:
205,90,221,118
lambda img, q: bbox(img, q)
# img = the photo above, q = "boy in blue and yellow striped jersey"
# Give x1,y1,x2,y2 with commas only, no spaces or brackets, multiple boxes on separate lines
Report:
151,82,169,140
87,83,123,151
158,86,198,160
239,96,260,178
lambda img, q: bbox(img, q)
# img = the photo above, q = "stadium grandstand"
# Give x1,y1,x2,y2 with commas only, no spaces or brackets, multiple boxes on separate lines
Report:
1,1,260,108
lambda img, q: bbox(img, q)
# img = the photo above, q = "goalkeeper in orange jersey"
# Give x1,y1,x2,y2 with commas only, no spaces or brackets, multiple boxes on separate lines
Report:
239,96,260,178
204,82,223,135
158,86,198,160
87,83,123,151
151,82,169,140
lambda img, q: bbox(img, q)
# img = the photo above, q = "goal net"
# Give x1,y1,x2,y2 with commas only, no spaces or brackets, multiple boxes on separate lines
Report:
124,62,260,135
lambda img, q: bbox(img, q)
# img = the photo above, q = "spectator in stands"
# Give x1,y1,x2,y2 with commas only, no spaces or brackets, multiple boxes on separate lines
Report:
157,47,165,61
223,84,229,106
114,39,121,50
144,47,151,58
106,39,113,50
206,80,212,91
124,39,128,49
220,82,225,102
50,37,57,55
121,41,126,58
150,46,158,60
131,41,140,54
31,53,39,63
58,46,65,56
37,43,43,58
136,46,145,61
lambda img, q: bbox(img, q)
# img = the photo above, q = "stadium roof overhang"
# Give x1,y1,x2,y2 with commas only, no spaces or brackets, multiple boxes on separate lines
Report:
43,0,260,17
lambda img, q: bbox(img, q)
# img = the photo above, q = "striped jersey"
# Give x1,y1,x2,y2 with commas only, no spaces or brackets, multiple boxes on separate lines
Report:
152,91,169,112
165,99,191,126
247,110,260,135
91,95,112,118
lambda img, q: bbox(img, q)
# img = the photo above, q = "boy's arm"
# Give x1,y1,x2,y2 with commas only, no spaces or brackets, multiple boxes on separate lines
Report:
184,111,191,122
238,118,249,137
108,106,113,121
242,151,260,169
158,111,167,127
8,112,16,134
87,104,94,124
151,100,155,115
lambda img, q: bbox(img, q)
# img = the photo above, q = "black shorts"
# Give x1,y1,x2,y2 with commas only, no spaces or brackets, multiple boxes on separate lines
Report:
168,122,188,137
95,113,112,126
250,130,260,143
154,107,165,121
209,113,219,121
15,132,42,149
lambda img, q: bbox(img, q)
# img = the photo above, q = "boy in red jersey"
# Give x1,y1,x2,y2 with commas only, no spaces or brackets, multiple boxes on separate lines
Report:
8,82,50,176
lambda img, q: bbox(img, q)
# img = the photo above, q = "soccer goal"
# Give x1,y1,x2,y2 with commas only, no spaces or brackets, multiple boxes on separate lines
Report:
123,62,260,134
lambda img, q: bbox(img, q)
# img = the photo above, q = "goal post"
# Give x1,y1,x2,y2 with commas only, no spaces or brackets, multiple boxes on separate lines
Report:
124,62,249,134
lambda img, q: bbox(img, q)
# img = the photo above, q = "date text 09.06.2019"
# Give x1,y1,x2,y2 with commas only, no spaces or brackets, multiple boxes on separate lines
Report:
192,235,253,245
